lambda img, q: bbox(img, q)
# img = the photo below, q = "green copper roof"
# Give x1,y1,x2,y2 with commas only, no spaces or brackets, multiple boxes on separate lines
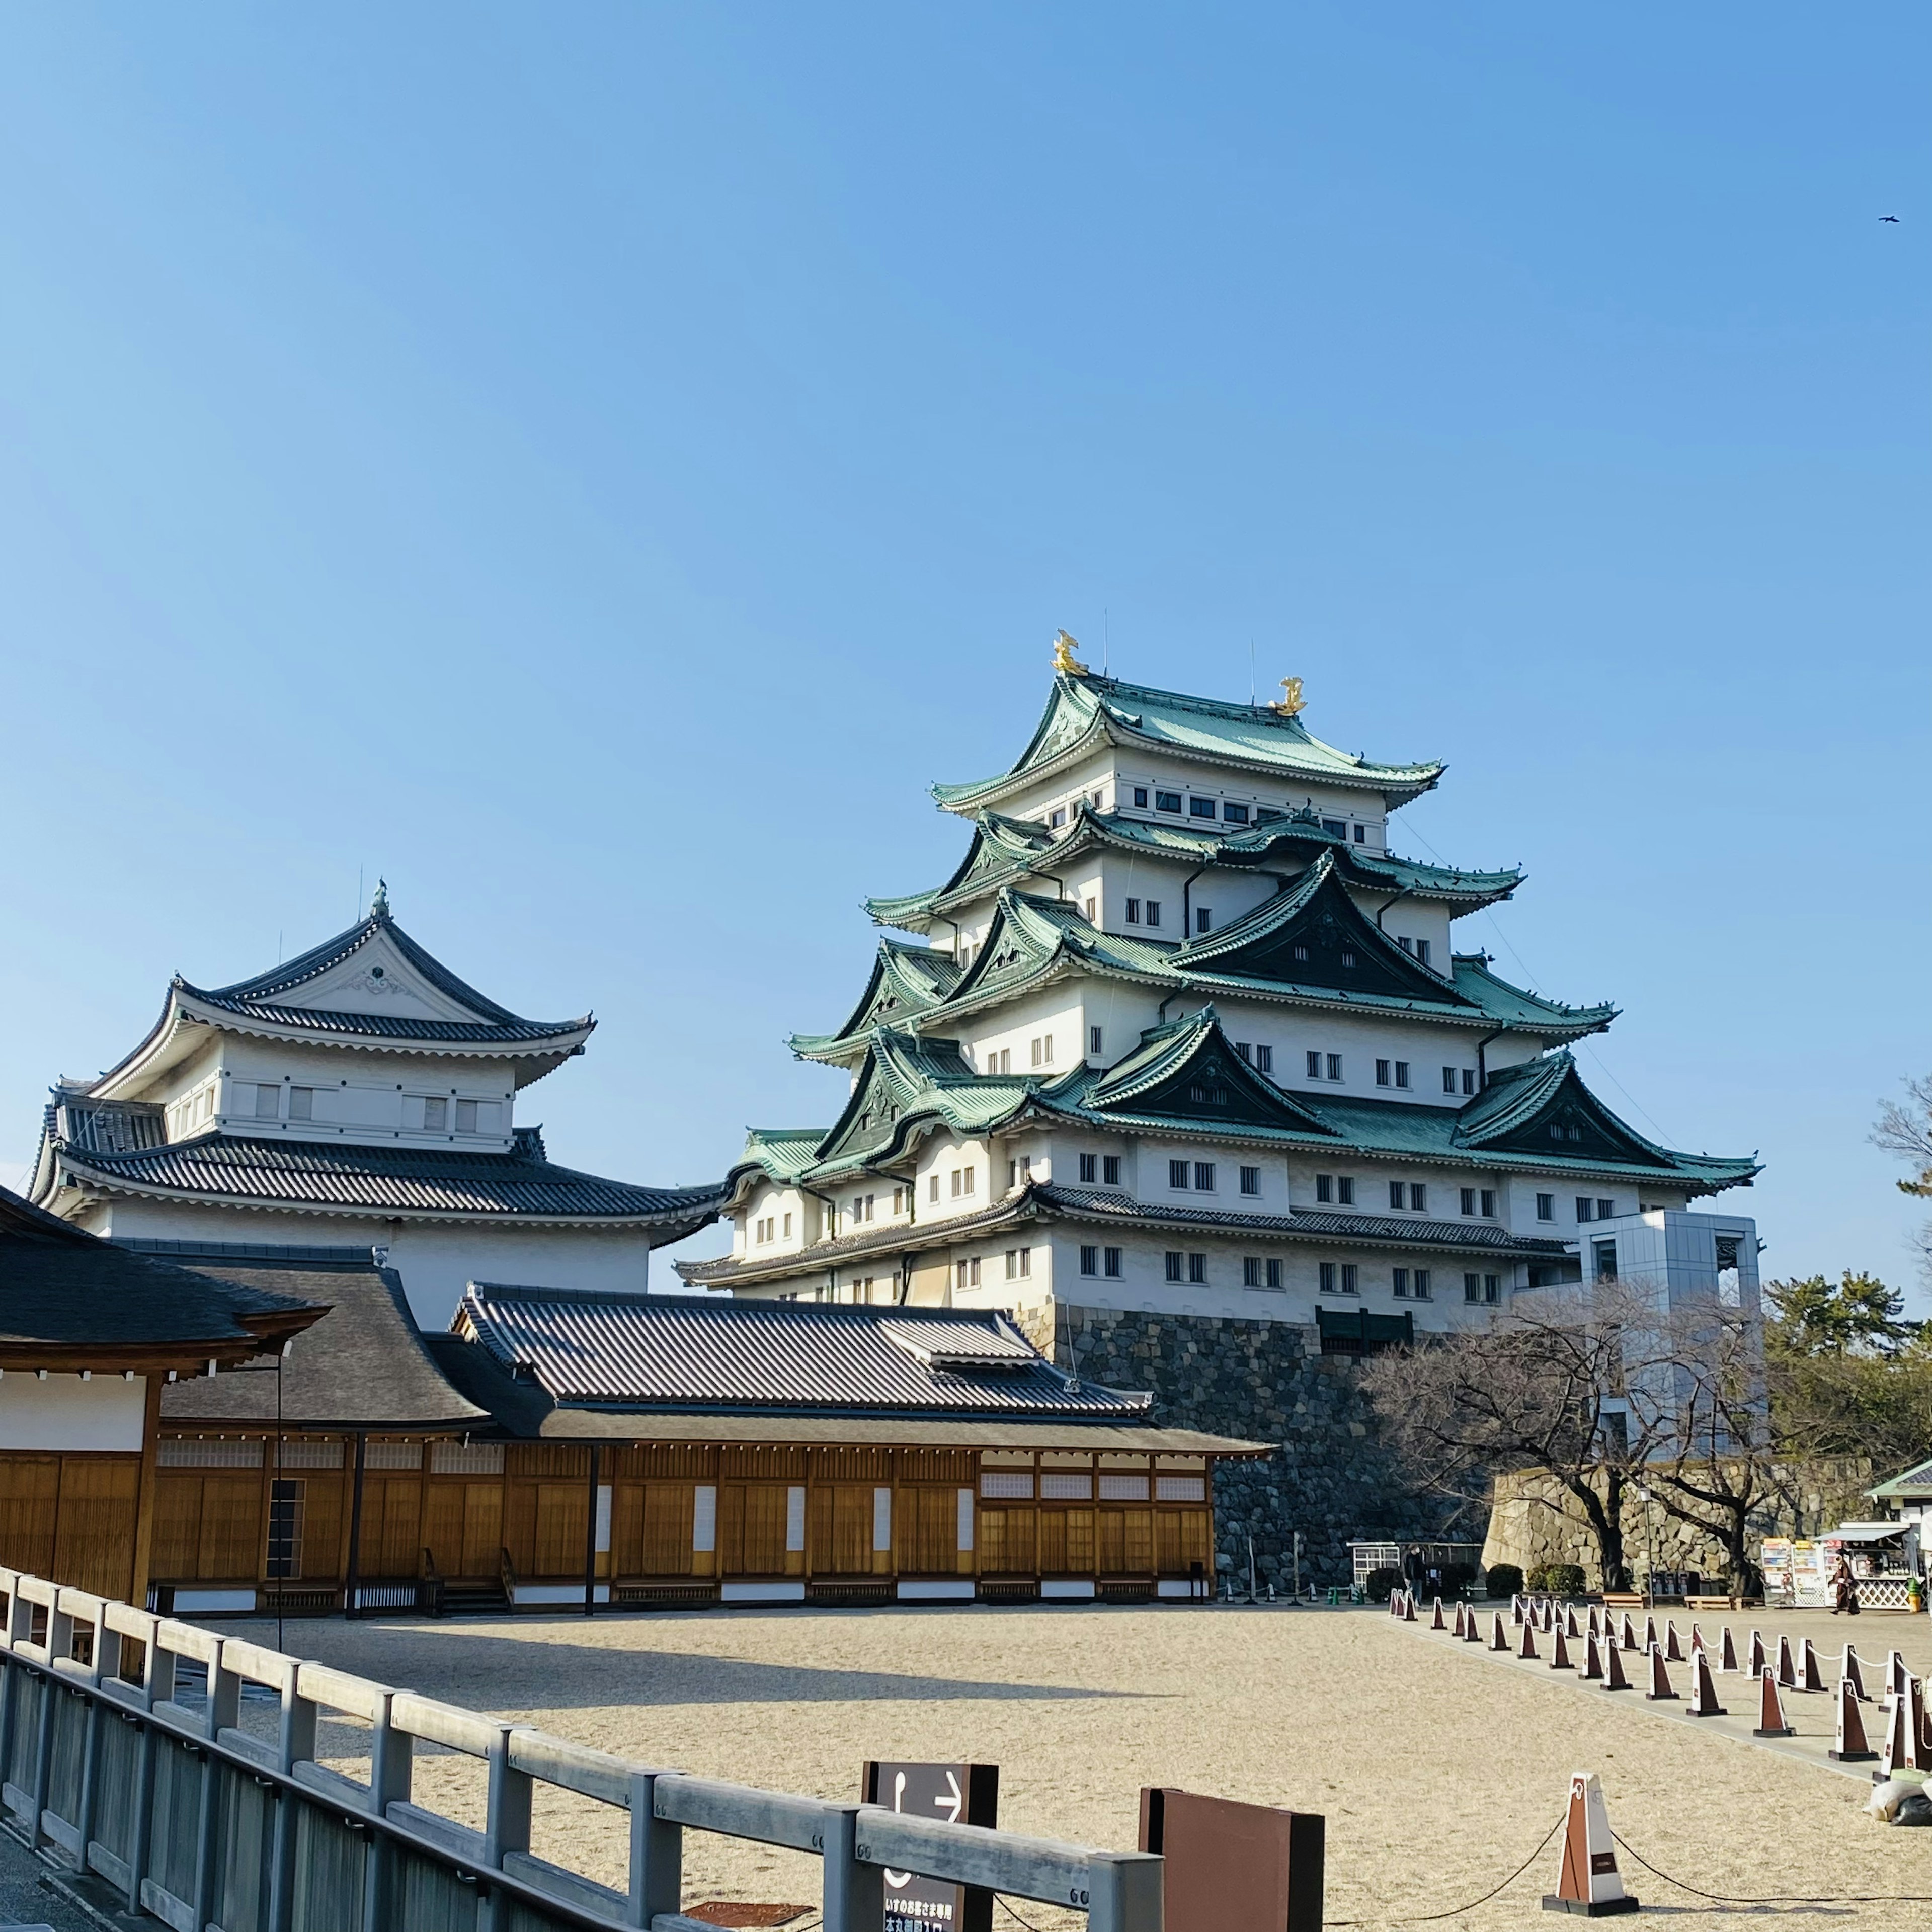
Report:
734,1012,1754,1203
864,803,1521,932
788,940,961,1058
931,672,1445,816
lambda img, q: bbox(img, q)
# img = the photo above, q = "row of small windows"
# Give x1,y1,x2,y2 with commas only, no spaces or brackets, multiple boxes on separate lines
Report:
1079,1248,1501,1305
219,1082,500,1134
952,1247,1034,1291
753,1212,793,1244
1124,788,1376,849
1167,1160,1263,1196
1078,1153,1124,1185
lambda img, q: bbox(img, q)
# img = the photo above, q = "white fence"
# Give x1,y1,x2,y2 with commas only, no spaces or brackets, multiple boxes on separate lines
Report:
0,1566,1162,1932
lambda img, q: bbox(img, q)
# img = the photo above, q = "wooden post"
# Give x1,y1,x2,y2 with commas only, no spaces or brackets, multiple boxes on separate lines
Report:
343,1433,368,1617
131,1377,164,1607
584,1444,602,1618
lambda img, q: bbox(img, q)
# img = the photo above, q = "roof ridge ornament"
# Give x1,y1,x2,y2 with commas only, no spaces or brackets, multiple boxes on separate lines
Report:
1051,629,1090,676
371,878,390,920
1270,676,1306,717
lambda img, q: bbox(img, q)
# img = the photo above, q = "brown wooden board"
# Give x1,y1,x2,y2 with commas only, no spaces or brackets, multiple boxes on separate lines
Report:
1139,1786,1323,1932
861,1760,998,1932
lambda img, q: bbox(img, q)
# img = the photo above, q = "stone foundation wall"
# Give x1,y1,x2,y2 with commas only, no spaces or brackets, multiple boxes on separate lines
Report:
1014,1299,1461,1590
1482,1460,1879,1585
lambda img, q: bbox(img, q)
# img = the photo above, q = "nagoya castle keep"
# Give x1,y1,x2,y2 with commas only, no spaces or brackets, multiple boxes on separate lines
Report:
682,636,1762,1580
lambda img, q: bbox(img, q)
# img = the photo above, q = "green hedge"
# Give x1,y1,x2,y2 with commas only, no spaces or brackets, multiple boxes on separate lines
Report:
1527,1562,1587,1596
1485,1562,1524,1600
1363,1566,1402,1604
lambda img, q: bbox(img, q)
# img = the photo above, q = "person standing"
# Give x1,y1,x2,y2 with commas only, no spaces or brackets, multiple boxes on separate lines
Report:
1830,1550,1860,1617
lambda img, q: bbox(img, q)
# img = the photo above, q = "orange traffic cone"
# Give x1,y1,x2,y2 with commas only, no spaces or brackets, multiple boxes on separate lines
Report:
1601,1641,1632,1692
1541,1771,1638,1917
1829,1677,1876,1763
1645,1644,1678,1702
1753,1668,1794,1739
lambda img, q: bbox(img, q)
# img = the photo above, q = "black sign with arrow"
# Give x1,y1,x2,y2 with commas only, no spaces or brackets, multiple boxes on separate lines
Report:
860,1761,999,1932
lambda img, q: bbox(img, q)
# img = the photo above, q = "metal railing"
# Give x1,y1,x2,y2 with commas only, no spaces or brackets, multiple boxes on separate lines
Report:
0,1566,1162,1932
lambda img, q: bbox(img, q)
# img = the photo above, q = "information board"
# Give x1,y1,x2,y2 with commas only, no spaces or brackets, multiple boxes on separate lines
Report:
860,1761,999,1932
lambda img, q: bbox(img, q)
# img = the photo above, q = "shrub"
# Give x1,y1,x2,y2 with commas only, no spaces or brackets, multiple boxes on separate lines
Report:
1363,1566,1401,1603
1438,1561,1477,1601
1485,1562,1524,1600
1527,1562,1587,1597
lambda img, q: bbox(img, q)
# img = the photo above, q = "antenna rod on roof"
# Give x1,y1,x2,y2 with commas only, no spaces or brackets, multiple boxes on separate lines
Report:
1103,606,1109,676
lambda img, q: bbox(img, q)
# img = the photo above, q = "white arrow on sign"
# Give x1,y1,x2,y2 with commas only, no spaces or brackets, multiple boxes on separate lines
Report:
933,1770,962,1824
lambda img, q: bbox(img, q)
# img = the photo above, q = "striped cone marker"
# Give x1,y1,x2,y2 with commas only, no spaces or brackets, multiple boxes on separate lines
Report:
1753,1668,1794,1739
1587,1606,1601,1641
1541,1770,1638,1918
1665,1620,1684,1663
1688,1647,1726,1717
1843,1645,1869,1702
1551,1626,1573,1671
1910,1676,1929,1768
1431,1596,1445,1631
1453,1601,1466,1639
1748,1630,1767,1678
1776,1634,1797,1691
1719,1626,1739,1674
1601,1640,1632,1692
1829,1677,1877,1763
1493,1613,1511,1652
1582,1631,1605,1681
1800,1638,1826,1694
1645,1643,1678,1702
1520,1618,1541,1661
1512,1594,1526,1625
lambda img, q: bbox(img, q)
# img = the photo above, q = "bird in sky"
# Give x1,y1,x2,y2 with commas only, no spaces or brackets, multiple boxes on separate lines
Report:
1880,214,1902,223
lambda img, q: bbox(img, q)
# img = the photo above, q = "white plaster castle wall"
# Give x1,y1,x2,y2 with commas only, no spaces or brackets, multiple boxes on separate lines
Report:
0,1374,147,1452
84,1197,657,1328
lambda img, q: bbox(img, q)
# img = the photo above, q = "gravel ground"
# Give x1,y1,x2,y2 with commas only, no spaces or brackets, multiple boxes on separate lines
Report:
214,1600,1932,1929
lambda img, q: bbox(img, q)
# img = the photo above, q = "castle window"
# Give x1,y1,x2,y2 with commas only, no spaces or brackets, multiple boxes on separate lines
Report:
266,1480,304,1581
1336,1176,1354,1205
1409,1184,1427,1211
1255,1045,1273,1072
1413,1269,1431,1300
1240,1166,1260,1196
1187,1253,1207,1283
1377,1060,1392,1087
1126,899,1142,924
1319,1262,1337,1293
1598,1198,1615,1221
1442,1067,1458,1094
1536,1193,1555,1221
1193,1162,1215,1192
1341,1264,1358,1294
1353,825,1367,844
1315,1173,1333,1203
1463,1070,1476,1095
1145,900,1162,927
1244,1256,1262,1287
1081,1245,1099,1277
1104,1247,1122,1277
1267,1259,1282,1289
254,1084,282,1120
1170,1159,1190,1190
1103,1155,1121,1185
1004,1247,1031,1279
929,1174,940,1203
1090,1026,1104,1055
1165,1252,1184,1281
1236,1041,1251,1062
1393,1268,1408,1298
1156,791,1182,813
1398,937,1414,954
1189,797,1217,819
1322,818,1346,838
1575,1197,1594,1222
1195,908,1213,933
1340,950,1355,968
289,1087,313,1121
1030,1036,1053,1066
1389,1181,1405,1210
1083,897,1096,921
1306,1051,1322,1079
1080,1153,1097,1183
1187,1083,1227,1106
1222,802,1249,824
1464,1273,1481,1304
1292,944,1309,962
1416,939,1432,967
423,1096,447,1131
455,1099,479,1132
1461,1188,1476,1217
784,1212,793,1236
1395,1063,1410,1089
1326,1054,1343,1082
963,1166,975,1195
1050,808,1067,828
1481,1190,1496,1218
1485,1274,1501,1303
1134,787,1149,808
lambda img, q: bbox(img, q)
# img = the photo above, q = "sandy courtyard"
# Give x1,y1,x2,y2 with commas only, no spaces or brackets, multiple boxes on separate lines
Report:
226,1600,1932,1928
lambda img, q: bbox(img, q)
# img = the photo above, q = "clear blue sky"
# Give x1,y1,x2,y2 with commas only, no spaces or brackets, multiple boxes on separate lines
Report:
3,7,1926,1303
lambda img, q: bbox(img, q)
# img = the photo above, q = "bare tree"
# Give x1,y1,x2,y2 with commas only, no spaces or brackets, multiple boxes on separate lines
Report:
1360,1283,1674,1591
1874,1075,1932,1276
